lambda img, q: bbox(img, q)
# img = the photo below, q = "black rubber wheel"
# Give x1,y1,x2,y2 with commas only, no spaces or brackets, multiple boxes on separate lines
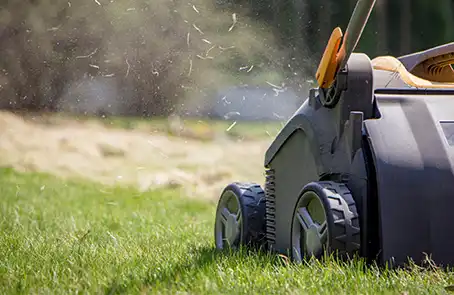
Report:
214,182,266,250
291,181,360,262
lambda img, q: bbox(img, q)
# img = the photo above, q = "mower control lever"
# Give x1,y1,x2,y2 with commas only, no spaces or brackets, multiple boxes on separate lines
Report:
316,0,376,107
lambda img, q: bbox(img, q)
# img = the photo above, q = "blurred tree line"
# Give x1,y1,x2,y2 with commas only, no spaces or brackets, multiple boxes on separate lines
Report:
0,0,286,116
0,0,453,116
238,0,454,75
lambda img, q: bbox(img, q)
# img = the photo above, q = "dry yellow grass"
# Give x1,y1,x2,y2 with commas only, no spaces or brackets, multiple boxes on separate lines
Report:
0,111,275,200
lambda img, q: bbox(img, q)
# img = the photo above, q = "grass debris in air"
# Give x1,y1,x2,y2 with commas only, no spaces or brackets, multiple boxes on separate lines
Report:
0,167,453,294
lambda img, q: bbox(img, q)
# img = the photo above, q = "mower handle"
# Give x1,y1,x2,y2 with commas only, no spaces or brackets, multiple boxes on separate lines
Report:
316,0,376,89
337,0,377,72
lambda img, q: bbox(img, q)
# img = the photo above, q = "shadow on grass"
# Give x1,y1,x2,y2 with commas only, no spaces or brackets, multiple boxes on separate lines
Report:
143,245,283,287
103,245,454,294
138,245,369,284
102,245,281,294
139,245,381,290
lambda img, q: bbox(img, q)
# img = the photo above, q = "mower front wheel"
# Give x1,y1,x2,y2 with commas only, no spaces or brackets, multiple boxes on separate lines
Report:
214,182,266,250
291,181,360,262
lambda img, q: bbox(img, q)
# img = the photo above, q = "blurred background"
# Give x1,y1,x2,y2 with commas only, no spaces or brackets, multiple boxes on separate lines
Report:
0,0,453,198
1,0,453,117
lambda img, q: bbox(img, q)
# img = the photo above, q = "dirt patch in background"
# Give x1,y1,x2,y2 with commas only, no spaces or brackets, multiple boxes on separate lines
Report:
0,111,274,201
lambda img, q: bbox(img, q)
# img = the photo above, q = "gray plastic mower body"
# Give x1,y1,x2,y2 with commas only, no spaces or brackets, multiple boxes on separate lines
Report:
263,53,454,267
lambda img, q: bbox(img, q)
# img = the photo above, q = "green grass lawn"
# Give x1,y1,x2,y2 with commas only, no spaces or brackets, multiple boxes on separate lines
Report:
1,167,453,294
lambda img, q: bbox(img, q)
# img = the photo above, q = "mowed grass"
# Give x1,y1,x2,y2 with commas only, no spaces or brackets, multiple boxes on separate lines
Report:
1,168,454,294
20,111,284,141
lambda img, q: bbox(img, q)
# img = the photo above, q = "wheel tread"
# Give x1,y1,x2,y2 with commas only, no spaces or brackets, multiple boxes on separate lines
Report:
317,181,360,259
236,182,267,248
214,182,267,250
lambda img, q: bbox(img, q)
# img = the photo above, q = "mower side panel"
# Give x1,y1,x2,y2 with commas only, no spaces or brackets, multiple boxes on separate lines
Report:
364,93,454,266
264,54,377,256
269,128,319,254
264,96,343,253
264,100,324,170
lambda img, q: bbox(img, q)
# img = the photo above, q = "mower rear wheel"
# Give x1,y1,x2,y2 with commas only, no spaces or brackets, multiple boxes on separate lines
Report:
291,181,360,262
214,182,266,250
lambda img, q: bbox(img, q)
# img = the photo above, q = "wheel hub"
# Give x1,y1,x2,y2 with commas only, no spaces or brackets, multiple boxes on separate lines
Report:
215,190,243,249
225,214,239,243
305,226,323,255
292,191,328,260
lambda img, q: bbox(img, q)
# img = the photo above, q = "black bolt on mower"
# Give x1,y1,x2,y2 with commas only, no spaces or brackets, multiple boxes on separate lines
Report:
214,0,454,267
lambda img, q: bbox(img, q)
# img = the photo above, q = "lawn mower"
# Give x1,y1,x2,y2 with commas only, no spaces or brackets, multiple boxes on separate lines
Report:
214,0,454,267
